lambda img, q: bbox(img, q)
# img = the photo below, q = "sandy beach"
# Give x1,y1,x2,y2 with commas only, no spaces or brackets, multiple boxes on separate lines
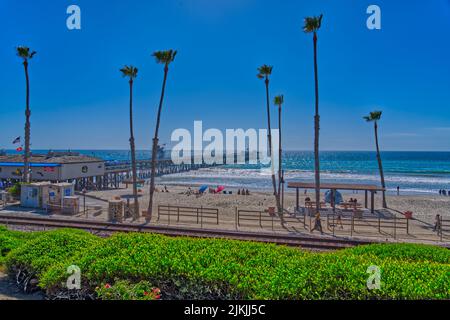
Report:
83,182,450,242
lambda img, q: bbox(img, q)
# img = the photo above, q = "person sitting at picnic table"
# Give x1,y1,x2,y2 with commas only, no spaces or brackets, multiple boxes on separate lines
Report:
311,212,323,234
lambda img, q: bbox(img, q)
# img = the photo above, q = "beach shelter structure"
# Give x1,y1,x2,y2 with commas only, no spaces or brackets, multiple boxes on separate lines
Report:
288,182,385,213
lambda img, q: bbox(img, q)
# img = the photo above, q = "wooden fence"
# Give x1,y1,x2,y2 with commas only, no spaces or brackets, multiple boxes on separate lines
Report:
236,209,308,231
236,209,277,230
327,211,409,238
439,217,450,241
157,205,219,227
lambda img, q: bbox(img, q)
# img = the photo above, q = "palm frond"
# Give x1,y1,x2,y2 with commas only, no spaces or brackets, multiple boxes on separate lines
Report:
152,49,177,65
16,46,36,60
303,14,323,33
274,94,284,106
364,110,382,122
120,65,138,79
257,64,273,79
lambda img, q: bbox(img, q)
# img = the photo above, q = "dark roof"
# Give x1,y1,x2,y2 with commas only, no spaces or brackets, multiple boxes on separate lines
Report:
0,154,103,164
287,182,385,191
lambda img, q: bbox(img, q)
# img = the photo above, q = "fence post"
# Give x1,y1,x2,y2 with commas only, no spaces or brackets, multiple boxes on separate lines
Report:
406,218,409,235
304,209,307,229
216,209,219,225
177,207,180,222
196,207,199,224
309,209,312,233
168,205,171,225
271,213,274,231
259,211,262,228
394,215,397,239
332,213,335,237
351,212,354,237
378,214,381,234
200,206,203,228
440,216,443,242
235,207,238,230
157,205,160,221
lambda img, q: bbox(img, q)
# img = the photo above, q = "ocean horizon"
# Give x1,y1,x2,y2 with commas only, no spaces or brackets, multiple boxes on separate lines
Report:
3,149,450,195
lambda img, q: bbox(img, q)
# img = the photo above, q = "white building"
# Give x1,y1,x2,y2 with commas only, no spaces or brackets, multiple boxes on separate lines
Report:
0,152,105,182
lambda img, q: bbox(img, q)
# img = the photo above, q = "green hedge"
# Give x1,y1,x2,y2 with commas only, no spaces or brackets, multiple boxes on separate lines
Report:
5,228,100,278
341,243,450,264
0,226,37,265
40,232,450,300
2,227,449,300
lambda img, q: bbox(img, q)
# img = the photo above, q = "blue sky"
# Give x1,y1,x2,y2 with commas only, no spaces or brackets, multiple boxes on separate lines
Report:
1,0,449,151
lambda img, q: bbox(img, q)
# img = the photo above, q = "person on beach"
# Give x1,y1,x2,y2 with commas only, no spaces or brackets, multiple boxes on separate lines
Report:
397,186,400,195
433,214,441,233
245,189,250,195
312,212,323,234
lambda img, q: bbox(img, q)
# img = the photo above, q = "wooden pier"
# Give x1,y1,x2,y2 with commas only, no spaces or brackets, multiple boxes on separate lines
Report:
74,159,215,191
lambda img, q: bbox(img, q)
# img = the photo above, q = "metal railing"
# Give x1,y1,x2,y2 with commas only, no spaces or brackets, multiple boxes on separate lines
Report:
439,217,450,241
236,209,276,230
157,205,219,227
327,211,409,238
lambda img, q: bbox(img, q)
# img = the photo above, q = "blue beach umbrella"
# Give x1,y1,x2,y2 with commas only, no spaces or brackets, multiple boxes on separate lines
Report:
199,185,208,193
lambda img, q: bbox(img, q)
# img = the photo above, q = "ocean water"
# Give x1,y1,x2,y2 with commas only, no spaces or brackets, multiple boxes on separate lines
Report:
4,150,450,194
159,151,450,195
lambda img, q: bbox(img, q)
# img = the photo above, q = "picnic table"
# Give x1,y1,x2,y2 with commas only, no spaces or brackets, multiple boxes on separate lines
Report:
305,201,327,209
339,202,363,210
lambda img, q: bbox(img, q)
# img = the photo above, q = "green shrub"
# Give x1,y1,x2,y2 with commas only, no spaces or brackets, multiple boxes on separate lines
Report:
341,243,450,264
40,232,450,300
0,226,37,265
7,182,22,198
95,280,161,300
5,228,100,280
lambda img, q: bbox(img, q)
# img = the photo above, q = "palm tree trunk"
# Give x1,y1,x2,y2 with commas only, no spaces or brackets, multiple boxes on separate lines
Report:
128,79,139,220
147,66,169,222
23,61,31,183
278,104,282,200
264,78,282,215
374,122,387,208
313,32,321,215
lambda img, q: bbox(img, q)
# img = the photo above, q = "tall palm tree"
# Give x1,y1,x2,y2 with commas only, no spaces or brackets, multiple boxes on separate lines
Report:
257,65,282,215
16,46,36,183
364,111,387,208
303,14,323,215
120,65,140,220
147,49,177,222
274,95,284,201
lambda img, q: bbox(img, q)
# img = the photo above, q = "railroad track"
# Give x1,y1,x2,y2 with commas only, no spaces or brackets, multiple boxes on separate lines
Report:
0,213,375,251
